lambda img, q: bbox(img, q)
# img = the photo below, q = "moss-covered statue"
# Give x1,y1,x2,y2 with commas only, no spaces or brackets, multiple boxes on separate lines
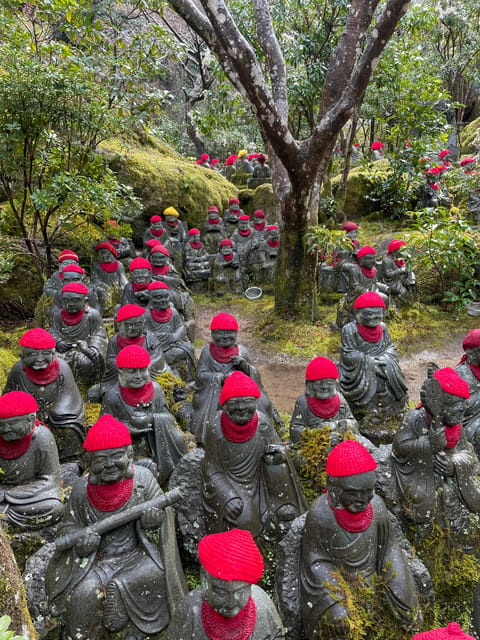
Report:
183,228,211,292
338,292,408,424
455,329,480,458
201,205,227,257
0,390,63,529
300,440,422,639
43,250,80,298
45,414,187,640
121,256,153,308
91,241,128,315
202,371,306,546
209,238,243,296
164,529,285,640
335,221,360,294
223,197,243,237
251,209,267,241
379,239,416,307
4,328,85,461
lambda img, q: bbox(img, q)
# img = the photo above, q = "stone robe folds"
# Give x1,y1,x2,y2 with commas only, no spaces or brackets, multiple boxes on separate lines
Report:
455,362,480,457
146,307,196,381
300,493,419,639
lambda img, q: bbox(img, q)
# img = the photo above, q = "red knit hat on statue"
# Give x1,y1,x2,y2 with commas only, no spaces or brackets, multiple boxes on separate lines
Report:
219,371,261,405
210,312,239,331
208,205,219,213
83,414,132,452
116,304,145,322
58,251,79,263
353,292,386,309
387,239,407,254
341,221,358,232
326,440,377,477
305,356,339,381
145,239,162,250
239,215,250,221
129,257,152,272
0,391,38,418
188,228,201,236
19,328,56,349
219,238,234,248
147,281,169,291
253,210,265,219
94,241,118,257
462,329,480,351
150,215,162,223
62,282,89,295
229,197,240,205
434,368,470,399
357,245,376,258
198,529,264,583
60,264,85,276
266,225,279,232
116,345,151,369
410,622,476,640
151,244,170,257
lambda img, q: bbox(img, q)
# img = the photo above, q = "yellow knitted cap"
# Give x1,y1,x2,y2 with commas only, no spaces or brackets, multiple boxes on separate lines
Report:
163,206,179,217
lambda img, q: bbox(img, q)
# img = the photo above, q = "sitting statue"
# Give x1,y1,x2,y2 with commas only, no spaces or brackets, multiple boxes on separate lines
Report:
456,329,480,457
209,238,243,296
252,209,267,240
230,215,259,289
247,153,271,189
45,414,187,640
371,140,385,161
104,219,136,261
190,312,280,444
336,221,360,293
223,197,244,237
300,440,422,639
142,214,167,250
201,205,227,257
379,239,416,307
221,154,237,181
162,206,188,272
145,281,197,383
51,264,100,317
164,529,285,639
44,250,80,298
50,282,108,387
390,367,480,539
417,167,451,209
101,345,187,483
121,256,153,308
0,391,63,529
338,292,408,425
4,328,85,461
91,241,128,315
251,224,280,287
202,371,306,545
290,356,375,453
182,228,211,292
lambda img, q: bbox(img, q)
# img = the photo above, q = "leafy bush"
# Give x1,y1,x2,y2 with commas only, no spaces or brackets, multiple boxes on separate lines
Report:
0,616,28,640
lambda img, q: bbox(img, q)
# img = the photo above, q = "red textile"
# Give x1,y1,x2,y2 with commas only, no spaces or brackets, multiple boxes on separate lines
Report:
60,308,86,326
209,342,239,363
208,218,220,225
306,394,341,419
0,425,36,460
23,359,60,385
445,423,462,449
116,334,146,350
99,261,119,273
328,493,374,532
220,411,259,443
356,323,383,343
267,240,280,248
189,241,202,249
86,473,134,511
150,307,173,323
150,227,165,237
131,282,149,293
152,265,170,276
119,381,155,407
359,266,376,278
222,253,234,262
201,598,256,640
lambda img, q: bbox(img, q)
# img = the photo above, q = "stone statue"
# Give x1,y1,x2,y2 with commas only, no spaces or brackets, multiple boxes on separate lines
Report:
201,205,227,257
121,256,153,308
164,529,285,639
371,140,385,161
251,225,280,287
183,228,211,292
4,328,85,461
51,264,100,317
44,250,80,298
202,371,307,545
104,219,136,260
100,345,187,483
142,214,168,250
190,312,280,444
145,281,197,383
338,292,408,425
390,367,480,539
50,282,108,386
417,168,451,209
233,150,253,186
209,238,243,296
221,155,237,182
379,239,416,307
230,215,259,289
0,391,63,529
247,153,272,189
162,206,188,272
336,221,360,294
300,440,422,639
411,622,475,640
91,241,128,315
456,329,480,457
45,414,187,640
223,197,244,237
251,209,267,240
290,356,375,453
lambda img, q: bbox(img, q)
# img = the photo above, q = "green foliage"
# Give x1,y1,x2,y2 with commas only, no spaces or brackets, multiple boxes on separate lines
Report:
0,616,28,640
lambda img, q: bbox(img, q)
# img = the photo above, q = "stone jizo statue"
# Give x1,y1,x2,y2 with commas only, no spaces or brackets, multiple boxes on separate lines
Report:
380,239,416,307
455,329,480,458
44,250,80,298
201,205,227,257
209,238,243,296
183,228,211,291
143,214,167,249
121,257,153,308
91,241,128,315
223,197,244,237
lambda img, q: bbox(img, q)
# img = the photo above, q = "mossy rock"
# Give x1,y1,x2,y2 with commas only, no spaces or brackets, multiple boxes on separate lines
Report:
248,183,276,220
0,252,44,321
0,326,29,390
331,160,391,219
460,116,480,155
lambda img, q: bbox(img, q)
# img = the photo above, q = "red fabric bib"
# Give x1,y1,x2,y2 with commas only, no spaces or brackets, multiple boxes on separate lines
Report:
150,307,173,323
116,334,146,350
445,423,462,449
60,308,86,326
394,259,406,268
119,381,155,407
222,253,234,262
150,227,164,237
328,492,374,532
209,343,239,363
220,412,258,443
132,282,150,293
267,240,279,248
306,394,341,419
208,218,220,225
360,266,376,278
356,323,383,343
201,597,256,640
239,229,252,237
189,241,202,249
152,265,170,276
99,261,119,273
86,472,134,511
0,425,36,460
254,222,265,231
23,359,60,385
167,220,179,227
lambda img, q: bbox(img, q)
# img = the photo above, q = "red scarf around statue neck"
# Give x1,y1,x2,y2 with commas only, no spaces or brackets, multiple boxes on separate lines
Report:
445,423,462,449
152,265,170,276
201,597,256,640
150,227,164,237
328,492,374,533
189,241,202,249
394,259,406,268
208,218,220,225
60,307,86,326
23,359,60,385
87,470,134,511
254,222,265,231
356,323,383,343
222,253,234,262
239,229,252,237
209,342,239,363
0,424,37,459
360,266,376,278
469,362,480,380
119,381,154,407
99,261,119,273
267,240,280,248
306,394,341,419
116,334,145,350
131,281,150,293
149,307,173,323
220,411,259,443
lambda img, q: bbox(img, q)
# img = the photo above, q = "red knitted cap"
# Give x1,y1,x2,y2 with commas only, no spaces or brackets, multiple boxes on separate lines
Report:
460,158,476,167
219,239,234,247
94,242,118,257
147,281,169,290
116,304,145,322
253,210,265,218
19,328,56,349
198,529,264,583
210,312,239,331
129,257,152,272
410,622,476,639
341,221,358,232
239,215,250,221
116,345,151,368
354,292,386,309
266,225,279,231
151,244,170,256
208,205,219,213
146,239,162,249
326,440,377,477
150,215,162,223
371,141,384,150
200,153,210,162
219,371,261,405
62,282,89,295
305,357,339,381
58,252,79,263
61,264,85,275
189,228,200,235
0,391,38,418
434,368,470,399
388,239,407,254
462,329,480,351
83,414,132,452
357,245,376,258
229,197,240,205
439,149,451,159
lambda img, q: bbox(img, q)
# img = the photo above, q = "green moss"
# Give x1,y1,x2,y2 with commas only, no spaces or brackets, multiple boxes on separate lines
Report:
0,326,28,390
331,161,392,218
460,117,480,155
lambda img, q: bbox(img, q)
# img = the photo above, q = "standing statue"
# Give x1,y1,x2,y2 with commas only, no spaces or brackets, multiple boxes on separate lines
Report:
223,197,243,237
183,228,211,292
379,239,416,307
164,529,285,639
45,414,187,640
371,140,385,161
456,329,480,457
338,292,408,425
121,256,153,308
91,242,128,315
300,440,422,639
251,225,280,287
336,221,360,293
209,238,243,296
0,391,63,529
202,371,306,545
247,153,272,189
230,215,258,289
142,214,167,250
4,328,85,461
252,209,267,240
44,250,80,298
201,205,227,257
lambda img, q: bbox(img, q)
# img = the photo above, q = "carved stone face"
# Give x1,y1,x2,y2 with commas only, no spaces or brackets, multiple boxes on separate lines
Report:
88,446,133,485
266,229,280,242
118,366,150,389
148,289,170,310
20,347,56,370
150,252,168,267
62,292,87,314
118,317,145,338
220,245,233,256
61,272,85,286
466,346,480,367
358,254,376,269
441,395,466,426
346,230,358,241
328,471,376,513
59,259,78,271
211,329,237,348
208,212,219,221
238,220,250,232
355,306,383,327
151,221,163,231
0,413,35,441
306,378,337,399
164,215,178,224
131,268,151,284
201,570,251,618
97,248,115,263
223,397,257,425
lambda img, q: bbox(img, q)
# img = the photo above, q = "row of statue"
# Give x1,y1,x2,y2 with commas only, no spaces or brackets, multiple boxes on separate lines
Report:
196,149,272,189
